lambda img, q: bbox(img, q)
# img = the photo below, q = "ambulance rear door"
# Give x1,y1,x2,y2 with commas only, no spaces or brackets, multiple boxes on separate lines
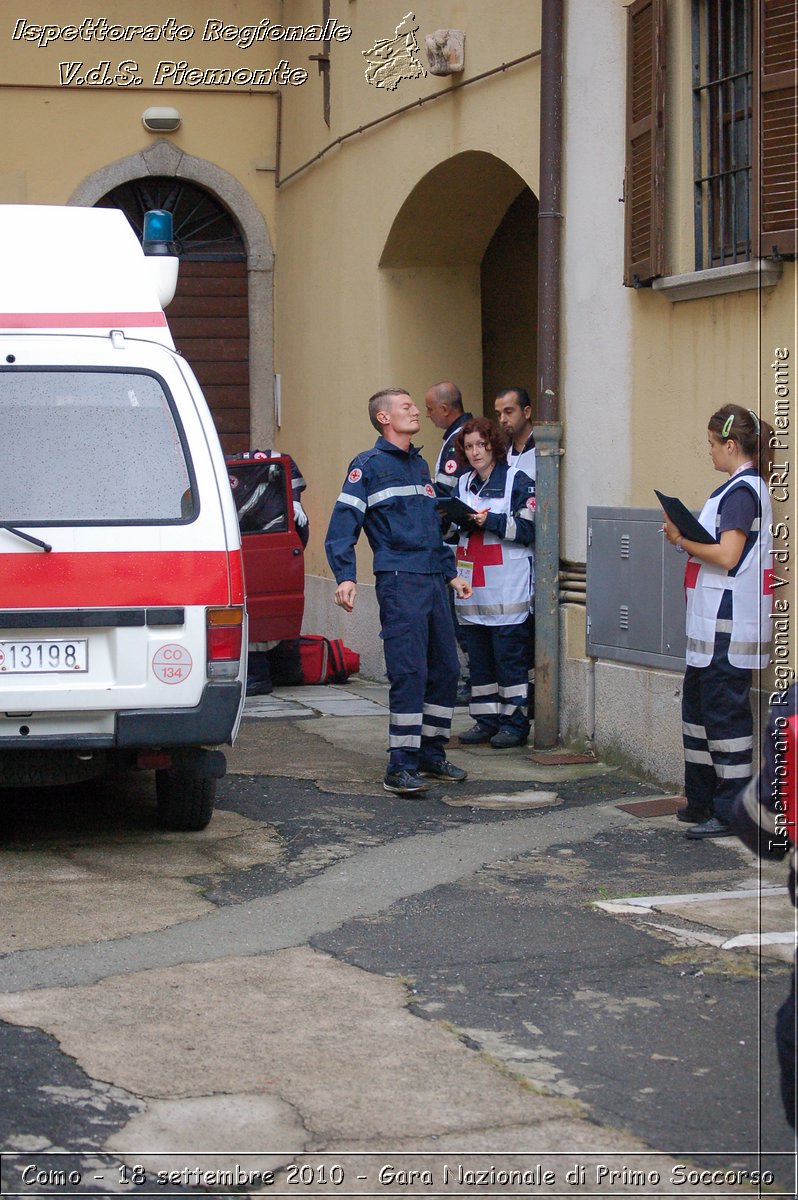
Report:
226,454,306,643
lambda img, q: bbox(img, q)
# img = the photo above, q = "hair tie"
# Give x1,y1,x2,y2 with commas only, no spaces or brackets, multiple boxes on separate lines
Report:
721,413,734,438
747,408,760,434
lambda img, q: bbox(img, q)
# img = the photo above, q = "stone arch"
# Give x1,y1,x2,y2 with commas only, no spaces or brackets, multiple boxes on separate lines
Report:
381,150,529,267
380,151,538,416
69,141,275,445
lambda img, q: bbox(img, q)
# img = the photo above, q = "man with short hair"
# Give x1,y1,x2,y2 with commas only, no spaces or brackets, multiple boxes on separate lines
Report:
495,387,536,475
325,388,472,797
425,381,474,704
495,387,537,705
425,381,472,498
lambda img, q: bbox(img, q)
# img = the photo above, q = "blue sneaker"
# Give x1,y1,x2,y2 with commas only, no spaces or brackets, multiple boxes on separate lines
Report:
419,759,467,782
383,768,429,796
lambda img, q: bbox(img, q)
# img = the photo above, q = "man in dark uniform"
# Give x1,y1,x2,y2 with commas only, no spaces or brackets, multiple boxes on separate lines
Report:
424,381,472,498
325,388,472,797
494,387,537,709
425,380,473,704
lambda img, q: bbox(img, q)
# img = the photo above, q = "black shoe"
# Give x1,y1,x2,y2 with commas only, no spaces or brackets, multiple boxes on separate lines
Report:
383,768,429,796
455,685,471,708
458,724,495,745
246,678,274,696
676,805,711,824
685,815,733,839
490,730,529,749
419,759,467,782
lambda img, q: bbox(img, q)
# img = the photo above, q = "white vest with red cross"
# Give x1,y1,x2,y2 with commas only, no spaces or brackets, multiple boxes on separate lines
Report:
685,471,773,669
454,468,533,627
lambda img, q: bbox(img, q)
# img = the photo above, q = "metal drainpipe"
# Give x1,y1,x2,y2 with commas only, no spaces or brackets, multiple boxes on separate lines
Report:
533,0,564,749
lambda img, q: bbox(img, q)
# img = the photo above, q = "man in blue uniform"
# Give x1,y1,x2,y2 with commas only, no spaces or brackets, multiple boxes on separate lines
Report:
325,388,472,797
494,387,537,708
425,380,473,704
424,381,472,497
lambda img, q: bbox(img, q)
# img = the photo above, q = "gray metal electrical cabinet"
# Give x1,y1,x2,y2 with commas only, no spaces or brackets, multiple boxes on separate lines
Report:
586,507,688,671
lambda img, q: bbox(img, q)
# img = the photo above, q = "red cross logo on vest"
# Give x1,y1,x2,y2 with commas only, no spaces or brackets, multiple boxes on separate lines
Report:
457,529,503,587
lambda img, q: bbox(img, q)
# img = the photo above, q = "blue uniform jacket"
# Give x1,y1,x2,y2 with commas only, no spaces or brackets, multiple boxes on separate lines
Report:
325,437,456,582
460,461,536,545
433,412,473,496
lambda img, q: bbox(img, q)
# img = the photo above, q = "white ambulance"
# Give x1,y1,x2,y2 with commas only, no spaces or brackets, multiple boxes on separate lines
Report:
0,205,246,830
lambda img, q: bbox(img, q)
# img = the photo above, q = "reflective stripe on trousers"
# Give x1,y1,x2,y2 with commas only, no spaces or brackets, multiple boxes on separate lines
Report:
682,632,753,822
376,571,459,770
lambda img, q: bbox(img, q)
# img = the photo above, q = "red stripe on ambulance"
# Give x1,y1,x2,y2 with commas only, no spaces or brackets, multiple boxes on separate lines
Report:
0,312,168,329
0,550,234,608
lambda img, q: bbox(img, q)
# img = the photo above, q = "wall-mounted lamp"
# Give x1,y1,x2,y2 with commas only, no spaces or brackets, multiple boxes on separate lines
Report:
142,107,182,133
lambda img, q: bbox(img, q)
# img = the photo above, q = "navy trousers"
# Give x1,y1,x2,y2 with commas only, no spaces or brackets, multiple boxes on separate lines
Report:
682,634,754,823
776,957,797,1129
464,622,530,737
375,571,459,770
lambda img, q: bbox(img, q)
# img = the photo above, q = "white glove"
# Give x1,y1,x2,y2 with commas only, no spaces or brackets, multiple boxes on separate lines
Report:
293,501,308,528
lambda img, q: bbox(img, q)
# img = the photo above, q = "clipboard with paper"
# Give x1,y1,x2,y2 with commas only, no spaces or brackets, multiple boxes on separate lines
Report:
437,495,481,525
654,489,718,545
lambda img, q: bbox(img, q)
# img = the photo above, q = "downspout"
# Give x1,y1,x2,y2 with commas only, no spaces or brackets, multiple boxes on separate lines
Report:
533,0,565,748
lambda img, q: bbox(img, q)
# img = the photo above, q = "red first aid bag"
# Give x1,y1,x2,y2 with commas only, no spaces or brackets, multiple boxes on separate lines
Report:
299,636,360,685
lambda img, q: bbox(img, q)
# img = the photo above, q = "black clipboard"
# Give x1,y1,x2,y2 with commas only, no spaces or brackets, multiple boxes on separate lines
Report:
654,489,717,544
437,495,481,524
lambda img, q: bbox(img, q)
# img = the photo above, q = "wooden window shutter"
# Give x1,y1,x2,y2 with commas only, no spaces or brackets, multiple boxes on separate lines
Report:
754,0,797,257
624,0,667,285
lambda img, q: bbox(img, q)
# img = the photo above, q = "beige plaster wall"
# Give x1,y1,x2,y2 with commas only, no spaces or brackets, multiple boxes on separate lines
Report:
274,1,543,585
0,0,282,229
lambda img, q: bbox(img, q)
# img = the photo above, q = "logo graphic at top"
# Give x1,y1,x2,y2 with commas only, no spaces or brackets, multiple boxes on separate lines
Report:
362,11,426,91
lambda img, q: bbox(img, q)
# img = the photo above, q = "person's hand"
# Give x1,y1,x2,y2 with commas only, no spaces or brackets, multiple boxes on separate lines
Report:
450,577,472,599
471,509,488,528
334,581,356,612
662,514,681,546
293,501,308,528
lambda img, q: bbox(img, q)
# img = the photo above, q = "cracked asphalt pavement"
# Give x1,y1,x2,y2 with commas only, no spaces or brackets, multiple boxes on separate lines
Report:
0,682,795,1197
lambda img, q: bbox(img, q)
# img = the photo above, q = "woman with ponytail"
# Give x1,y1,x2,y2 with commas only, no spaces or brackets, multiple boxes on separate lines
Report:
663,404,775,839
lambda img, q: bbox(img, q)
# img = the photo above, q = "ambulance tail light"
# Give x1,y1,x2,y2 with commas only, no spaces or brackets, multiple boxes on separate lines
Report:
206,607,244,680
142,209,179,308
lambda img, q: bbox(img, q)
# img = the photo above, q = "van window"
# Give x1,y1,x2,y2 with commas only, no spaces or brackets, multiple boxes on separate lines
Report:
227,459,289,534
0,369,195,523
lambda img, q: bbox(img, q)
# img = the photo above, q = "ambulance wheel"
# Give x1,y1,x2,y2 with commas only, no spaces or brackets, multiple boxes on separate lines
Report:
155,771,216,831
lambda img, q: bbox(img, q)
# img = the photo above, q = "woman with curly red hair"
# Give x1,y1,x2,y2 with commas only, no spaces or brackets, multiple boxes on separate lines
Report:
451,416,536,748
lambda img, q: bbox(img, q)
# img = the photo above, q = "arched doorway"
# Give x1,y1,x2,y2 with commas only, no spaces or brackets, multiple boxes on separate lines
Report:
97,178,250,453
68,142,275,451
481,188,539,411
380,151,537,417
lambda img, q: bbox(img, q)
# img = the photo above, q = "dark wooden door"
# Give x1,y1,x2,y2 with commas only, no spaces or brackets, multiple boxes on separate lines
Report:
96,179,250,453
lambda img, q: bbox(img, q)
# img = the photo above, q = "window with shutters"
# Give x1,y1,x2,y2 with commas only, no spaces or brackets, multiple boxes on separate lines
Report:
692,0,753,268
625,0,796,287
624,0,666,286
753,0,798,257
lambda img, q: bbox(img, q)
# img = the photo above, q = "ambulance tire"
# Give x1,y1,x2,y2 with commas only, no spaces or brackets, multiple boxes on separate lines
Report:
155,771,217,831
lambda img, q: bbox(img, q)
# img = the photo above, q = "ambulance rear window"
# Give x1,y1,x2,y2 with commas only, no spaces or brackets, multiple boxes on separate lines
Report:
0,368,195,524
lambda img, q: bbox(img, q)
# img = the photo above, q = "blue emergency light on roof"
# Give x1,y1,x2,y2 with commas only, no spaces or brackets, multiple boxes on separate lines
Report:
142,209,177,257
